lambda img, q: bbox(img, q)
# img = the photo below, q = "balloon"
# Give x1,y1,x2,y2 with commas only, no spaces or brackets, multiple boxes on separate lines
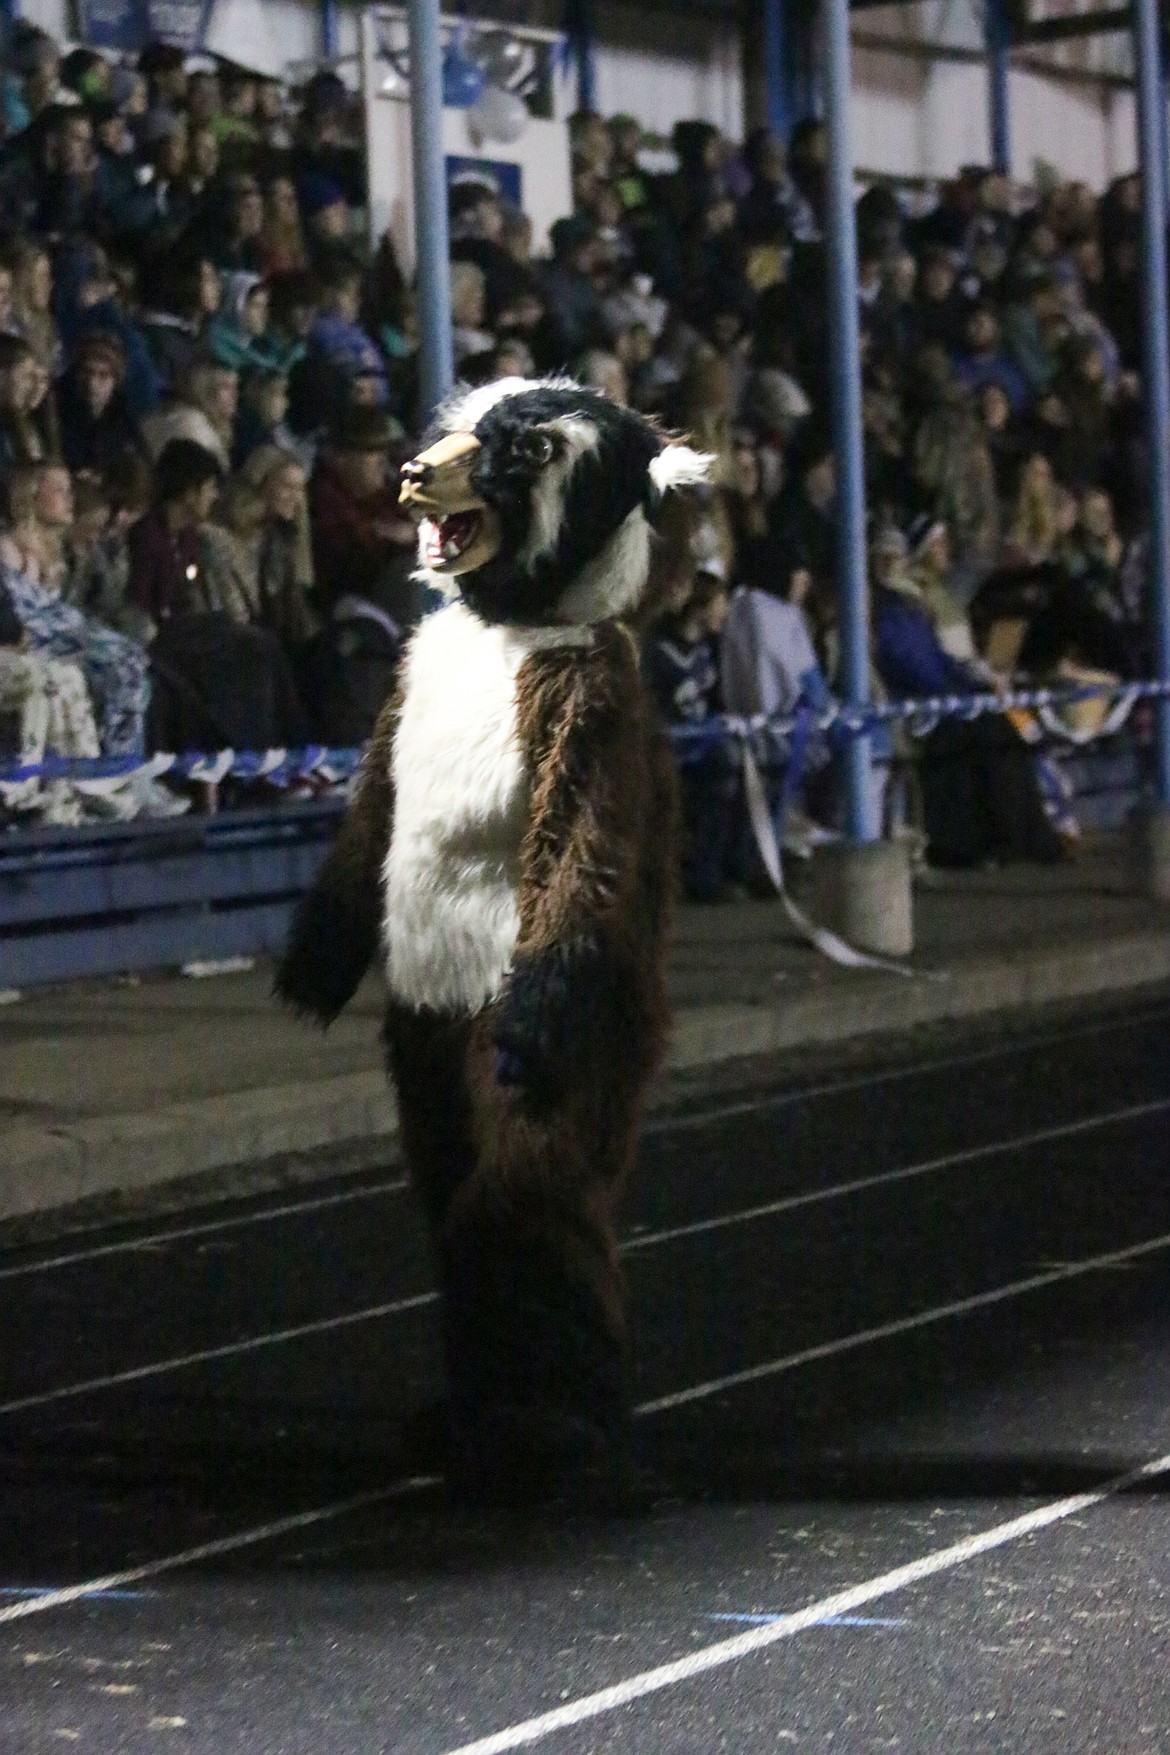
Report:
442,25,484,108
469,83,528,145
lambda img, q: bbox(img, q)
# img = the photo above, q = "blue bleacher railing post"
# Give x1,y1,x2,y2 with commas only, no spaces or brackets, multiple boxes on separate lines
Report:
408,0,454,421
1133,0,1170,808
985,0,1012,175
822,0,878,843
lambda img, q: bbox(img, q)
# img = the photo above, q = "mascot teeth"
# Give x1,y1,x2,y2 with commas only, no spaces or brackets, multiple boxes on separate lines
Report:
428,512,480,564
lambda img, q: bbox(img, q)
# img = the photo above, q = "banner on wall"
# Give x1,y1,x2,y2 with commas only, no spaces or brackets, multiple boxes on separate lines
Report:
76,0,216,52
447,154,523,210
75,0,148,52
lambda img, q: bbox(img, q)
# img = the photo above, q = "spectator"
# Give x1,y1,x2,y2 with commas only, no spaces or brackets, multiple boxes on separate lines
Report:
207,272,280,373
217,444,318,651
299,253,388,426
1004,451,1063,567
768,424,837,592
8,239,61,374
126,437,222,629
0,565,116,826
871,577,1065,868
296,171,350,267
542,216,602,362
262,175,309,276
0,333,55,473
952,304,1028,413
129,436,307,754
721,565,838,860
2,461,150,757
737,128,794,247
203,172,267,273
142,356,238,474
450,260,493,368
910,345,1000,592
914,246,966,352
645,539,741,902
58,330,144,476
233,364,300,470
138,252,221,390
308,406,407,618
1050,334,1115,491
1002,270,1065,399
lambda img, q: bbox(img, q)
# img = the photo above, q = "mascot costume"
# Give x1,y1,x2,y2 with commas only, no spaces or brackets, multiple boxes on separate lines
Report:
277,377,711,1504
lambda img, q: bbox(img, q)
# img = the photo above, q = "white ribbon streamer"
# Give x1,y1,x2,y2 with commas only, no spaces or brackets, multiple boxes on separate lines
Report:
739,738,917,978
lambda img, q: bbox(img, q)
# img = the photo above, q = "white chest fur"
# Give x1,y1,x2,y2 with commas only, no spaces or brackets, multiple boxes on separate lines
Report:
382,602,590,1016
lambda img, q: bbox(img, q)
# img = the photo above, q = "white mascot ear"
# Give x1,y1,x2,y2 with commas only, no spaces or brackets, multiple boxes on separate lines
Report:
648,444,716,495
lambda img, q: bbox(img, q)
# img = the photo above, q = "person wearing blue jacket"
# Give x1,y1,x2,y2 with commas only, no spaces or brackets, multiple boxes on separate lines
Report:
872,581,1064,868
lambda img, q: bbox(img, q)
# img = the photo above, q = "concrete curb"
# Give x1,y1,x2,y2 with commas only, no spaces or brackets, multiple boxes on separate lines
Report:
5,925,1170,1227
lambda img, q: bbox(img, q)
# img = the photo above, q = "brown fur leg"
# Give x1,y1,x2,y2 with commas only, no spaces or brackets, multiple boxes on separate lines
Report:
385,1000,641,1505
433,1017,638,1505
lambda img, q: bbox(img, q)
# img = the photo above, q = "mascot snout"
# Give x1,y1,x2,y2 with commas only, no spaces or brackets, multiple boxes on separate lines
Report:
399,430,503,575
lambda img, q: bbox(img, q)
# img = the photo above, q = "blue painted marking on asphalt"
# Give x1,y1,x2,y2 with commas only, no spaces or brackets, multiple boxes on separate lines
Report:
708,1611,908,1628
0,1585,152,1601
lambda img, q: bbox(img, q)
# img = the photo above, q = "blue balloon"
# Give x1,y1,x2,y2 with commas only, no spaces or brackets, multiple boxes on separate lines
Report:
442,26,485,108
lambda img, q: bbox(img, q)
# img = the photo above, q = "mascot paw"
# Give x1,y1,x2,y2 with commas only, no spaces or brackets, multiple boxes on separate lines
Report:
494,940,606,1093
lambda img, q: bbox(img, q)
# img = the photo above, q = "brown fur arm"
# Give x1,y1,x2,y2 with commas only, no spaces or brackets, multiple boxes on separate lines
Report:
274,699,398,1025
496,630,661,1091
515,628,650,949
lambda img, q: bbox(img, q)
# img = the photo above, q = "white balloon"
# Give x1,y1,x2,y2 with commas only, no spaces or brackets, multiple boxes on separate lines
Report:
469,83,528,145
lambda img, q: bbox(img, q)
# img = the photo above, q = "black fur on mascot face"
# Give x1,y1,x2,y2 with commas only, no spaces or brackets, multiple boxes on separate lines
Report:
399,376,711,628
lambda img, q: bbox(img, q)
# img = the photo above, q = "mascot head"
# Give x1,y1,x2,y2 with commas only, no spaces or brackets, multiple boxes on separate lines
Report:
399,377,713,627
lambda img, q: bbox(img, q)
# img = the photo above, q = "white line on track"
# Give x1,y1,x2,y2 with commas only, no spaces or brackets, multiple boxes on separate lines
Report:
625,1094,1170,1251
7,1001,1170,1281
642,999,1170,1138
4,1096,1168,1419
437,1449,1170,1755
0,1292,437,1418
0,1477,442,1626
636,1227,1170,1414
0,1177,412,1284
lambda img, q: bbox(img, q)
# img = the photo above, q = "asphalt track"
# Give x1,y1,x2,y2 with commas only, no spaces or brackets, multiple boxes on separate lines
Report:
2,996,1170,1753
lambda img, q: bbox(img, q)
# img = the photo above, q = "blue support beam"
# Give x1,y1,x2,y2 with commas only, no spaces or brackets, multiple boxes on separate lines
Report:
763,0,818,140
985,0,1012,174
407,0,454,420
567,0,597,114
821,0,878,843
763,0,788,139
321,0,340,60
1132,0,1170,803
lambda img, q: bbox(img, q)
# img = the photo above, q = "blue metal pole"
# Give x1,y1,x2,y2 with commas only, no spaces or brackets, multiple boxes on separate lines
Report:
763,0,789,141
321,0,339,60
569,0,596,114
407,0,454,419
821,0,878,842
1133,0,1170,803
985,0,1011,174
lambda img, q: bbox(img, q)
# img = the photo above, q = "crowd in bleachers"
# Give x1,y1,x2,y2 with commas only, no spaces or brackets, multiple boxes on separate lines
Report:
0,19,1155,878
